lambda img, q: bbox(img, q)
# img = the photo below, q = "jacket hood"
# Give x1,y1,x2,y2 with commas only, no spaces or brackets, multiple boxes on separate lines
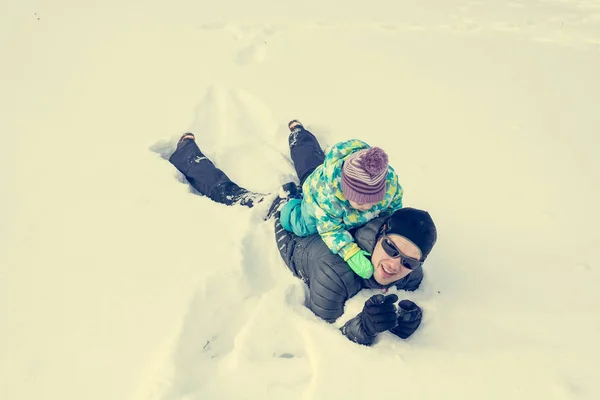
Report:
323,139,371,168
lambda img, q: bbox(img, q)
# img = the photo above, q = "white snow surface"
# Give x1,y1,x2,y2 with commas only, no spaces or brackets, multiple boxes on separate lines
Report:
1,1,600,399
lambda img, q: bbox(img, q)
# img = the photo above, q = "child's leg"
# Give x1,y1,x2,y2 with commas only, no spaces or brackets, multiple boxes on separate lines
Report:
169,134,263,207
288,121,326,185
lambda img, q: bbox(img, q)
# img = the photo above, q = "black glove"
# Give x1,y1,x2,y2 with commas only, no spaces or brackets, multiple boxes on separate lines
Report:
390,300,423,339
362,294,399,336
340,294,399,345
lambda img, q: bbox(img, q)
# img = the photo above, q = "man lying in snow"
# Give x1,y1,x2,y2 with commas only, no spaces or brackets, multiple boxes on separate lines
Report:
168,123,438,346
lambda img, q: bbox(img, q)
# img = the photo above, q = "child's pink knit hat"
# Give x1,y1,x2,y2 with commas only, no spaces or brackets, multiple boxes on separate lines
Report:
341,147,389,204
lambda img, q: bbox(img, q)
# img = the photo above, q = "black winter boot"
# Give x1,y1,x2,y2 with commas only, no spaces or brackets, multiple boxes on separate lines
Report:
176,133,195,150
264,182,302,221
288,120,303,132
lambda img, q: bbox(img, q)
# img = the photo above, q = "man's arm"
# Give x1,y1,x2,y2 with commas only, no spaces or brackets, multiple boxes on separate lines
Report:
274,213,395,345
306,261,351,322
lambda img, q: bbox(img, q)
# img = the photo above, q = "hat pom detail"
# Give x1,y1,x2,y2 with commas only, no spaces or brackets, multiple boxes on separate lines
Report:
359,147,389,177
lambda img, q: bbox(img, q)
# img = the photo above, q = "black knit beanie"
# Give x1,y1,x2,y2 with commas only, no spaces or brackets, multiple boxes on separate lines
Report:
384,208,437,260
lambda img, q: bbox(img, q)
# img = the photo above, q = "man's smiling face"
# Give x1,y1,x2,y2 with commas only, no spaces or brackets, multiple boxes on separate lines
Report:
370,234,422,286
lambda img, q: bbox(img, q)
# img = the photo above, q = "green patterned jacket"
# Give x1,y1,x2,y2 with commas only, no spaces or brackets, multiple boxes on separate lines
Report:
280,139,404,260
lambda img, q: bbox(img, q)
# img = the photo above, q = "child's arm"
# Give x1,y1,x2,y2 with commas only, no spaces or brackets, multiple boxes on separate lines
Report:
313,204,374,279
314,205,354,258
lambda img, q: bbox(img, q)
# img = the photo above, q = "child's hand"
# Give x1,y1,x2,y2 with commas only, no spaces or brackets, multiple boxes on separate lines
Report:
347,250,374,279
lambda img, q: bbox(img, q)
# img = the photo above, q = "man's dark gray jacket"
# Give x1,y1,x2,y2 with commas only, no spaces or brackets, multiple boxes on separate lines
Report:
274,214,423,323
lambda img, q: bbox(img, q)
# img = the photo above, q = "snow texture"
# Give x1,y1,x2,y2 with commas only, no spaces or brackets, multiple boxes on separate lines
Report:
1,1,599,400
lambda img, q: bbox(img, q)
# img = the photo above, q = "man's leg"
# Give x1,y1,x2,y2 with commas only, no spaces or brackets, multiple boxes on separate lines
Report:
287,120,326,185
169,134,264,208
273,212,306,281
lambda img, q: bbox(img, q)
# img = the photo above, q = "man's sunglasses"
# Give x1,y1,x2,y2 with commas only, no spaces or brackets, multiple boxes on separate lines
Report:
381,233,423,270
